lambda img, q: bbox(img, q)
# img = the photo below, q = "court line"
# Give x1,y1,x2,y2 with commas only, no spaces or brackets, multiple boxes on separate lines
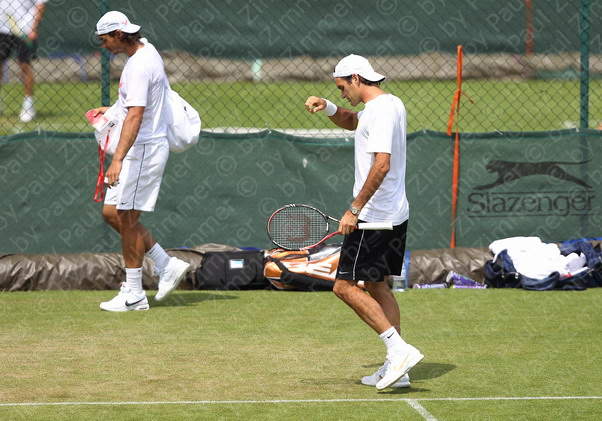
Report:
1,396,601,407
407,399,439,421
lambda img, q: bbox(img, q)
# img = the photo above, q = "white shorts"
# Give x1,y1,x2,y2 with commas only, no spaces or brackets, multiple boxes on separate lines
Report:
104,139,169,212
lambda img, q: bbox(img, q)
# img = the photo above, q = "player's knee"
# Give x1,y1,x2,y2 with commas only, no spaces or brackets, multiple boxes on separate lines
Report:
332,280,350,300
102,206,119,228
117,209,141,228
365,281,388,296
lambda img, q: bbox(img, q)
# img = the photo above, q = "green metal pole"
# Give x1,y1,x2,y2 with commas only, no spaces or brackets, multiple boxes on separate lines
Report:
100,0,110,106
579,0,590,129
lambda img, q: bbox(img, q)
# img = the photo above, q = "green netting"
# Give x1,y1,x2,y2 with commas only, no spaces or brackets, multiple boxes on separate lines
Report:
38,0,601,58
2,129,602,254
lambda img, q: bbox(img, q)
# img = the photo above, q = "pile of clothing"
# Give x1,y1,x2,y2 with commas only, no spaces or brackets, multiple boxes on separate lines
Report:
484,236,602,290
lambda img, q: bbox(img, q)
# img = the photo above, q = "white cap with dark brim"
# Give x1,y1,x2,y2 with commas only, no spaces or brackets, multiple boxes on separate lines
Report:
95,11,141,35
332,54,385,82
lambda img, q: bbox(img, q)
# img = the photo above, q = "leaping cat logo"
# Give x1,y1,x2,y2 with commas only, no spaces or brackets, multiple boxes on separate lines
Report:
475,159,591,190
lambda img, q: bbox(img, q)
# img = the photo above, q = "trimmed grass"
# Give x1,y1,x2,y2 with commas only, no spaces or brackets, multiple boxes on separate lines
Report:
1,79,600,135
1,289,601,420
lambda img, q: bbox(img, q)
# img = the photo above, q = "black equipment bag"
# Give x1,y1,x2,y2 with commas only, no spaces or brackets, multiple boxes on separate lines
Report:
194,250,268,290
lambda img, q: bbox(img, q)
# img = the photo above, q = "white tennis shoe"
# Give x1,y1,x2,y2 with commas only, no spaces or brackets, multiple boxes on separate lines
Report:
155,257,190,301
100,283,149,312
361,362,410,388
376,344,424,390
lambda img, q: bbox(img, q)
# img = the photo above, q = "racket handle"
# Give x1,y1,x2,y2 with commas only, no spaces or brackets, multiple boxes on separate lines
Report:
358,222,393,230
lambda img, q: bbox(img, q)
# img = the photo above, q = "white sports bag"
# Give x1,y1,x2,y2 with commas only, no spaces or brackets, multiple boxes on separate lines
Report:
166,89,201,152
87,90,200,154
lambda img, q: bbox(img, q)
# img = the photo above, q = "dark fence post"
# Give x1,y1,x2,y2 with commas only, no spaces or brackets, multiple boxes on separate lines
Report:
579,0,590,129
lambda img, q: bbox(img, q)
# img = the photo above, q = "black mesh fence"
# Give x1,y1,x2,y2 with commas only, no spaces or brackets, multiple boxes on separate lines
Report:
0,0,600,136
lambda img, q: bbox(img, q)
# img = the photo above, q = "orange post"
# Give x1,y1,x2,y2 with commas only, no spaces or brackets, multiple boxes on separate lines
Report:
525,0,534,55
447,45,463,248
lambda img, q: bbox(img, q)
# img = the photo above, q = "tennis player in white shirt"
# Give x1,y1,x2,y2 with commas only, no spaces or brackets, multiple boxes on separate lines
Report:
90,11,189,312
305,54,423,390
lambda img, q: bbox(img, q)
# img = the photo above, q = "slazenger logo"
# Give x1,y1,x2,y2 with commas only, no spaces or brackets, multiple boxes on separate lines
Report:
468,159,594,217
475,159,591,190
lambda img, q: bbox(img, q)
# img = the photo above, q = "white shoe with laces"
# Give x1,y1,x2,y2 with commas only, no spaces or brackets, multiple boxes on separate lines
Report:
361,362,410,388
376,344,424,390
99,283,149,312
155,257,190,301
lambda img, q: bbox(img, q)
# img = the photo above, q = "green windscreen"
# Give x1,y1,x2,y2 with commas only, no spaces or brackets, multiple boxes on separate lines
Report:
1,129,601,254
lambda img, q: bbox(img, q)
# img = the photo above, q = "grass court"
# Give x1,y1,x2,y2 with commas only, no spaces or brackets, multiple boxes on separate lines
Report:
1,288,601,420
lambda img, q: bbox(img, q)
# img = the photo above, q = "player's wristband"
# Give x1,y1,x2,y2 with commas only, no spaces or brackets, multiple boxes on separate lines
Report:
322,99,338,116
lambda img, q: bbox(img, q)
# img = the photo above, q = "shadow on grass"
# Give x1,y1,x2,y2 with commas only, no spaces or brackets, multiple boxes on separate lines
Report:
374,362,456,394
150,291,238,308
361,361,454,381
301,362,455,389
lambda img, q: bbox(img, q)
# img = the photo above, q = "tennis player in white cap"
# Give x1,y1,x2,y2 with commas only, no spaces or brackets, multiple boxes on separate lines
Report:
305,54,423,390
90,11,189,311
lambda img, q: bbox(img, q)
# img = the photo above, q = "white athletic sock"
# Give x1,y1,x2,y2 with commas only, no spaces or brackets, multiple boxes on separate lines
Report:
125,267,143,294
146,243,170,274
22,96,33,109
379,326,407,355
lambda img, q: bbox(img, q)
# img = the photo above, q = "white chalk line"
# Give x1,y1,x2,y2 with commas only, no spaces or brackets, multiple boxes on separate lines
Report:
1,396,601,407
407,399,439,420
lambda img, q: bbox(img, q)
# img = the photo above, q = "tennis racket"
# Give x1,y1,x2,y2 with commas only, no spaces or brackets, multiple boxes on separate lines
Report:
267,203,392,250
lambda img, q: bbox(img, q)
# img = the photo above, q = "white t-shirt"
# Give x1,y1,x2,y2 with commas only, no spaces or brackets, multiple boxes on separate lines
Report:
117,40,170,143
0,0,47,35
354,93,409,225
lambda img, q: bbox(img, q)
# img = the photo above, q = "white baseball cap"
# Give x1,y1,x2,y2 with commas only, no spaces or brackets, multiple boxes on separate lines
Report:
332,54,385,82
95,11,141,35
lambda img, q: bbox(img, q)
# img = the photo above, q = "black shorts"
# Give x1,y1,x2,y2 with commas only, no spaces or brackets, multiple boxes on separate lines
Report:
0,33,37,63
336,220,408,282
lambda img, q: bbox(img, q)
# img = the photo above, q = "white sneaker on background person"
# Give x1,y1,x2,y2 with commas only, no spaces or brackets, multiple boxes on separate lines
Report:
155,257,190,301
100,283,149,312
19,96,36,122
376,343,424,390
361,362,411,388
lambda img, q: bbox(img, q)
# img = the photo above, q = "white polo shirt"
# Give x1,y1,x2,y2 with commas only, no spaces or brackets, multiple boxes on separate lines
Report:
354,93,409,225
117,40,170,143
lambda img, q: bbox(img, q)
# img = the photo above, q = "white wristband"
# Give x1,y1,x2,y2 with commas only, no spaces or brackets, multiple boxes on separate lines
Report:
322,98,338,116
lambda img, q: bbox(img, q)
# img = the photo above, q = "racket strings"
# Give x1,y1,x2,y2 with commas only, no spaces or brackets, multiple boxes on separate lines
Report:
269,206,328,249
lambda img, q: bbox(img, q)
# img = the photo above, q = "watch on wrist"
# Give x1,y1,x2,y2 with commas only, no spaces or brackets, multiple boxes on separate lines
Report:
349,205,361,216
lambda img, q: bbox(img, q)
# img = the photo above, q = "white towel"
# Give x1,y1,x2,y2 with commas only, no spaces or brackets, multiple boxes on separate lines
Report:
489,237,587,279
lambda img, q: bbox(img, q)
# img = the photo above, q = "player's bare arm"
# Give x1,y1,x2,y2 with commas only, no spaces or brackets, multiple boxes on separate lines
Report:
105,106,144,185
339,152,390,235
305,95,358,131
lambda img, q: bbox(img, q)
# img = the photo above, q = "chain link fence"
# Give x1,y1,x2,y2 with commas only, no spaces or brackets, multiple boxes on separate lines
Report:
0,0,600,136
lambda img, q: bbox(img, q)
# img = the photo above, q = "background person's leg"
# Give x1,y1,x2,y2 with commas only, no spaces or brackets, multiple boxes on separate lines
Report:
17,61,35,122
